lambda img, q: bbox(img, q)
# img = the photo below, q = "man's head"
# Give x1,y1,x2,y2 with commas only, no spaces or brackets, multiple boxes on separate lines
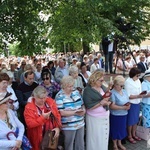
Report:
139,53,146,62
24,70,35,85
97,53,102,59
88,54,93,60
58,59,65,69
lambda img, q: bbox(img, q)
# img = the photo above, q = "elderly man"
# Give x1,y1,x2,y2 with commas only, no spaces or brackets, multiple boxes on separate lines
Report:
137,54,149,82
16,70,38,128
54,58,69,83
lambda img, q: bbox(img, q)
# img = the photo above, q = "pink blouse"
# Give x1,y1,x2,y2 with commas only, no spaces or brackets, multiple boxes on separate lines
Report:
86,88,109,117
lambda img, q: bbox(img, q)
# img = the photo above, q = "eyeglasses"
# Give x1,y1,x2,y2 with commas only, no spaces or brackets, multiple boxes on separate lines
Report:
2,101,8,105
42,77,50,81
98,79,104,82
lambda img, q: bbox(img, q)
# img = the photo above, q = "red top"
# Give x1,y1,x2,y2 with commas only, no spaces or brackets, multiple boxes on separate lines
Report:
24,97,61,150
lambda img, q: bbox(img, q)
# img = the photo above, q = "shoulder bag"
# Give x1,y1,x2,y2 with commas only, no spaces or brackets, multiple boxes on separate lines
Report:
41,113,61,150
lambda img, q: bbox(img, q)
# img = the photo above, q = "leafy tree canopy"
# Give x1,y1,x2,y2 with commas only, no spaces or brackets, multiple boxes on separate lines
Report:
0,0,149,55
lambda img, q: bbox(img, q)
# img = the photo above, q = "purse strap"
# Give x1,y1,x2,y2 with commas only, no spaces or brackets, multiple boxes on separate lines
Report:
49,112,61,128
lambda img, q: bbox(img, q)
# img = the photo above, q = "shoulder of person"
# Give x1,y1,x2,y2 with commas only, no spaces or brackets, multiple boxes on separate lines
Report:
55,90,64,99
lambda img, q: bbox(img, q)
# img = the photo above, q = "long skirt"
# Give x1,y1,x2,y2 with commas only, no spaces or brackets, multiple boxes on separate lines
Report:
127,103,140,126
142,103,150,128
110,114,127,140
86,114,109,150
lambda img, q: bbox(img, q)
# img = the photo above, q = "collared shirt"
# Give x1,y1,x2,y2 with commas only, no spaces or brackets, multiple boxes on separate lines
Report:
124,77,141,104
108,42,113,52
55,90,84,130
110,89,129,116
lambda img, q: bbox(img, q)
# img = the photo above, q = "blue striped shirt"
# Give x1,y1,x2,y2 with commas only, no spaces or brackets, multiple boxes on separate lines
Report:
55,90,85,130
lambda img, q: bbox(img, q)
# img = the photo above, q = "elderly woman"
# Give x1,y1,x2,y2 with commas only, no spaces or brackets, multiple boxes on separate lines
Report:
141,69,150,127
124,67,144,143
79,62,91,87
0,92,24,150
83,71,111,150
110,75,130,150
40,69,60,99
24,86,61,150
55,76,85,150
0,72,19,115
69,66,84,93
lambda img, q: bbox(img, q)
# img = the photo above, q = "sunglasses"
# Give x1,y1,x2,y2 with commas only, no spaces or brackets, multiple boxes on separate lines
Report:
136,74,140,77
42,77,50,81
119,85,124,88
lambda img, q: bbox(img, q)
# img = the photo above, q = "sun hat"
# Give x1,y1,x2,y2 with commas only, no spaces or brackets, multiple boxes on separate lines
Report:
144,69,150,78
0,92,12,105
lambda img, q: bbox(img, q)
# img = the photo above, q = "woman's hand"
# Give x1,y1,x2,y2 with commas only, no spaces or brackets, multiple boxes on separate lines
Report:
12,140,22,150
100,97,111,106
42,110,51,119
75,108,86,116
123,104,130,110
52,127,60,139
137,93,147,98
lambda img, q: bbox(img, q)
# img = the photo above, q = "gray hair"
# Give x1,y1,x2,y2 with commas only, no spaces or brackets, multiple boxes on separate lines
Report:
61,76,75,89
69,66,78,75
24,64,33,71
32,86,48,98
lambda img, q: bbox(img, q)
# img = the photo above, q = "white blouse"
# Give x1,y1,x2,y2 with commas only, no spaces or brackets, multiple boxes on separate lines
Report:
125,77,142,104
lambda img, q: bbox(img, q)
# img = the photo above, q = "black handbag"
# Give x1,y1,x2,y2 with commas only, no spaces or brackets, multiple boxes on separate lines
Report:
41,113,61,150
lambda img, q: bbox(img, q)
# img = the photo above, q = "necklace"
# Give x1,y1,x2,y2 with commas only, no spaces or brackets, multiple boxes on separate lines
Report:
1,118,7,123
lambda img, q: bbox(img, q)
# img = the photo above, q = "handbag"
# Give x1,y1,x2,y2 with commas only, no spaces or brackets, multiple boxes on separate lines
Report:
136,116,150,141
136,125,150,140
41,113,61,150
41,130,58,150
7,128,32,150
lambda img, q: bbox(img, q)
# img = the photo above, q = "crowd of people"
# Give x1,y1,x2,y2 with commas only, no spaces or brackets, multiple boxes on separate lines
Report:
0,49,150,150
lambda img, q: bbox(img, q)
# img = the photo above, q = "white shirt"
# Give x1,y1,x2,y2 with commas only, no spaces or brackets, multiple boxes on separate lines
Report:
125,77,142,104
108,42,113,52
7,85,19,115
90,63,100,73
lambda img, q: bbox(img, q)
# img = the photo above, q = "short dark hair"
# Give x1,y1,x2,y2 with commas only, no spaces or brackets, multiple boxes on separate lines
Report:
24,70,34,78
94,57,98,62
80,62,86,69
47,61,54,67
41,69,51,80
0,73,10,82
129,67,141,78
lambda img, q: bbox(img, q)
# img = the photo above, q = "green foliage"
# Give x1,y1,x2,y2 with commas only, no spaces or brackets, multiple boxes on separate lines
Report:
0,0,149,55
0,0,50,56
49,0,150,52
